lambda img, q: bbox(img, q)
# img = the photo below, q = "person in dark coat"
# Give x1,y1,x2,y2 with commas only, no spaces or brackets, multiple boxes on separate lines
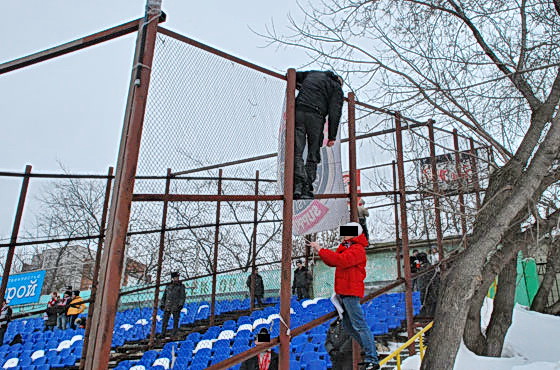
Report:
56,291,71,330
44,291,59,331
292,260,312,300
246,267,265,307
326,318,353,370
0,299,12,345
160,272,186,336
240,328,278,370
293,70,344,199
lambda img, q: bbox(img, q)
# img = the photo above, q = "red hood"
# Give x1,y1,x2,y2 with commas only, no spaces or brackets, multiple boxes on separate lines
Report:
346,233,369,247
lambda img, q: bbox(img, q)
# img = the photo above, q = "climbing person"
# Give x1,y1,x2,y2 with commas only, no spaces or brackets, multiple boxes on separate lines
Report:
67,290,86,330
357,199,370,241
309,221,380,370
293,70,344,199
160,271,186,337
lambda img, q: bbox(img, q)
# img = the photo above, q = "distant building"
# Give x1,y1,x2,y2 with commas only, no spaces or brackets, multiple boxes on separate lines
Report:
20,245,151,295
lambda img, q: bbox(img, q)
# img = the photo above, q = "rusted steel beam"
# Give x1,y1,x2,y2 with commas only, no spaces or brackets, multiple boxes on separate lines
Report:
80,167,114,370
278,68,296,370
209,170,223,326
392,161,402,280
84,2,162,368
0,165,31,302
394,113,416,355
250,171,260,312
0,17,165,75
148,169,172,348
428,120,445,261
453,129,468,249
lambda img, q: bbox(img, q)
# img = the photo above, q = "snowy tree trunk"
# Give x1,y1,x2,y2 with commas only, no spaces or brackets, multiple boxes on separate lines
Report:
485,256,517,356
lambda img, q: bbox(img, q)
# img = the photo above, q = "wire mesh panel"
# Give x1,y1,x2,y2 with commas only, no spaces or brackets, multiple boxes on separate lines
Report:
137,32,286,179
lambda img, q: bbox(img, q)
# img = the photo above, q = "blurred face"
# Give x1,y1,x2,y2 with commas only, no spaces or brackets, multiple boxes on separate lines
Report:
343,235,354,241
172,276,179,282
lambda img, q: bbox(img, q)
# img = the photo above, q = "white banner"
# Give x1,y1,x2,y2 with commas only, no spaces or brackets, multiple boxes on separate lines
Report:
277,99,349,236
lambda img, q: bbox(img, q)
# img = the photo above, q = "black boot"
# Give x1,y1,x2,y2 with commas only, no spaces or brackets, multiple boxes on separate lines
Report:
301,183,314,199
294,183,304,199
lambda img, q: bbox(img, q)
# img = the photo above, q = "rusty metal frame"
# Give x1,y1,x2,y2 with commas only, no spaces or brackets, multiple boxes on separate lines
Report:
453,129,468,249
394,113,416,355
250,171,260,311
278,68,296,369
428,120,445,261
80,167,114,369
0,17,166,76
209,170,223,326
392,161,403,280
148,169,172,347
84,1,163,367
0,165,31,302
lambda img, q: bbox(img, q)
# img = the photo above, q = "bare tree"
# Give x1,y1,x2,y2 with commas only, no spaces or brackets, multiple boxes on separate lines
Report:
263,1,560,367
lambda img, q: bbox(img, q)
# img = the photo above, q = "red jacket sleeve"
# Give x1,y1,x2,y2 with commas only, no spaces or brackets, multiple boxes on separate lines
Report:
319,244,366,268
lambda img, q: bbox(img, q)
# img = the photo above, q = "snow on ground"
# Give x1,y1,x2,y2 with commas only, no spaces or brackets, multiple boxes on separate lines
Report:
399,301,560,369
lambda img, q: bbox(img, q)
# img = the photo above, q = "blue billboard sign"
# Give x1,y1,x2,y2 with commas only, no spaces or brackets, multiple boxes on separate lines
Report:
0,270,46,305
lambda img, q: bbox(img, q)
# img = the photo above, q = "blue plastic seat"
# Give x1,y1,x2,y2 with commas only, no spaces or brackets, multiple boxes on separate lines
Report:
306,359,326,370
300,351,320,363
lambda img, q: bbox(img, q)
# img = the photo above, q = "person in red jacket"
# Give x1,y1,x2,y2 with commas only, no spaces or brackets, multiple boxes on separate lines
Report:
310,222,379,370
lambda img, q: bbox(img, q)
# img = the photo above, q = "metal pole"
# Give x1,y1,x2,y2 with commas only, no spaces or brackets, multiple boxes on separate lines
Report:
395,113,416,355
0,165,31,302
250,171,259,312
148,168,171,347
392,161,402,280
279,68,296,370
210,170,223,326
453,129,468,249
84,1,162,367
428,120,445,260
80,167,114,370
469,138,482,209
348,92,361,370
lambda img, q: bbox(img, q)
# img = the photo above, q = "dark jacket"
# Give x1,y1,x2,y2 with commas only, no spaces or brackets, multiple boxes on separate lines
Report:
239,350,279,370
45,299,58,326
318,233,369,297
246,273,264,296
293,266,312,289
411,252,429,273
326,318,353,370
161,282,186,312
295,70,344,141
55,296,71,316
0,305,12,329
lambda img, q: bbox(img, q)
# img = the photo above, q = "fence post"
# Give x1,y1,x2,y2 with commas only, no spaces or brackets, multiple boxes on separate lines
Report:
279,68,296,370
453,129,468,249
148,168,172,347
395,113,416,355
250,171,260,312
209,169,223,327
0,165,31,302
392,161,402,279
84,1,162,367
347,92,362,370
427,120,445,260
80,166,114,369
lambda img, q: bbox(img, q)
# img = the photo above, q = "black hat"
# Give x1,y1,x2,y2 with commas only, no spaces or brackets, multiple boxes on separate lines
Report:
171,272,179,278
296,259,303,265
73,290,80,296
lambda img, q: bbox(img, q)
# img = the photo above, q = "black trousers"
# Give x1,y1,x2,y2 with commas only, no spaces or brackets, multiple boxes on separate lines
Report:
296,287,310,300
162,310,180,334
359,217,369,240
294,108,325,192
0,327,6,345
67,315,78,330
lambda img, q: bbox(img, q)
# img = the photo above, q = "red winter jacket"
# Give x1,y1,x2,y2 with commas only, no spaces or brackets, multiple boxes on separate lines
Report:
318,234,368,297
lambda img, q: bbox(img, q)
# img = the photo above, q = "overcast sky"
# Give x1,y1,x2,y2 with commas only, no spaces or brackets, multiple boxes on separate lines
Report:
0,1,313,239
